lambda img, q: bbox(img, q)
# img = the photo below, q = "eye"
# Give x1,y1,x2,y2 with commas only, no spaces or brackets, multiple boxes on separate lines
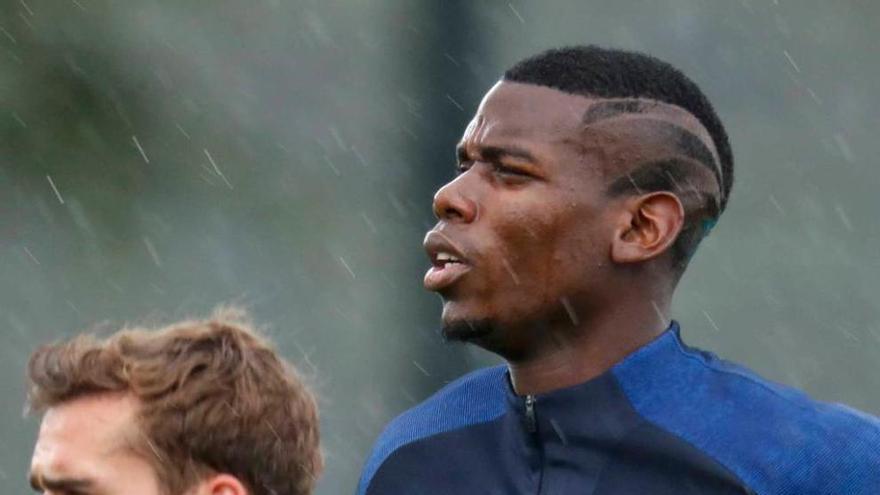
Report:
455,161,473,176
491,162,530,179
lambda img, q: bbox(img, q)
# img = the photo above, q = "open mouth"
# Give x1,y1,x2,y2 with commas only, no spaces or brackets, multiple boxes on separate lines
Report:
424,256,470,291
424,233,471,291
433,251,464,269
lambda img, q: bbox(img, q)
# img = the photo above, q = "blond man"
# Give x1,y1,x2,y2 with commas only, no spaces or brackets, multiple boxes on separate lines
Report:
27,309,322,495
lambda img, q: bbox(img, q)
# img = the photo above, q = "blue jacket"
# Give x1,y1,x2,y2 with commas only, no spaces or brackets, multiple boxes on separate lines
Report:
358,323,880,494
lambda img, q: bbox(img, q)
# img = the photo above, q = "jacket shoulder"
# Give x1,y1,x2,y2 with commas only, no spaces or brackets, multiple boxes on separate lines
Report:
613,335,880,494
356,365,508,495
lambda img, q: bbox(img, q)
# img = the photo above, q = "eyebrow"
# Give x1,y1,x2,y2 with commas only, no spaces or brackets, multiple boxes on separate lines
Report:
456,144,537,164
29,472,95,492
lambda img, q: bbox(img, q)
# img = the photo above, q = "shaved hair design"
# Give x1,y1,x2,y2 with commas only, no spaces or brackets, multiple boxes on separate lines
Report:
504,46,733,270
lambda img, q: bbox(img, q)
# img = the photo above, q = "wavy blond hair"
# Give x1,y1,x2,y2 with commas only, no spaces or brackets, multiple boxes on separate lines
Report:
27,307,322,495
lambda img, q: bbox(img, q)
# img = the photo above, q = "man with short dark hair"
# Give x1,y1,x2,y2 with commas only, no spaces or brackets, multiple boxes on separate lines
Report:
357,46,880,494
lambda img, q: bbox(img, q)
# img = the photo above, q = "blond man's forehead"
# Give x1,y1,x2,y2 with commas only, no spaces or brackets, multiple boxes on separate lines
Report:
31,393,140,483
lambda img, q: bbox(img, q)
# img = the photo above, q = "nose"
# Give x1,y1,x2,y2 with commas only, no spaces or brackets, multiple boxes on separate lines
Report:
432,175,477,223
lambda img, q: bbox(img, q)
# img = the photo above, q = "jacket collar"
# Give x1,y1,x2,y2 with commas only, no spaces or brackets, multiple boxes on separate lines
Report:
501,322,683,437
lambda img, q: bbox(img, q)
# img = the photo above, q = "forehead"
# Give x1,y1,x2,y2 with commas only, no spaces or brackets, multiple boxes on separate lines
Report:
31,394,140,481
465,81,593,143
463,81,721,189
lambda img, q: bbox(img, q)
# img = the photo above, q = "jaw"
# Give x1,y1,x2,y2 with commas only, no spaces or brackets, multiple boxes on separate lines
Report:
439,297,498,342
440,299,480,330
439,298,541,359
439,290,507,323
440,287,604,362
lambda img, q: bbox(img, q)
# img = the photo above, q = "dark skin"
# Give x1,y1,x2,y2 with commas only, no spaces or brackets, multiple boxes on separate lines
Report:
423,81,720,395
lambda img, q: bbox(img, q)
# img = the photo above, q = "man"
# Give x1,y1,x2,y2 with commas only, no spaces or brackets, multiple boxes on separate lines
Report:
27,308,322,495
358,46,880,494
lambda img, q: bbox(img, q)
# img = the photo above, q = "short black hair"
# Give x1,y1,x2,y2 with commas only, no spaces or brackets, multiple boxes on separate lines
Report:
504,45,733,272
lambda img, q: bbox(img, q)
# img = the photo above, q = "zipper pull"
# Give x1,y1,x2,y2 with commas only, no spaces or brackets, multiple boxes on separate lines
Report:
524,395,537,433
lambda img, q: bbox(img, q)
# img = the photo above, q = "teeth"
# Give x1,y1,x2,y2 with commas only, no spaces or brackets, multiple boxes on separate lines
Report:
436,252,460,263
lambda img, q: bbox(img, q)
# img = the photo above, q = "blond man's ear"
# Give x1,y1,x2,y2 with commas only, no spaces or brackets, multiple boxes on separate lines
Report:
192,474,249,495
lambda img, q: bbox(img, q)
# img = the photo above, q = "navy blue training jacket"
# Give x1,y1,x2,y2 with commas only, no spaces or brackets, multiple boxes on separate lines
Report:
357,323,880,494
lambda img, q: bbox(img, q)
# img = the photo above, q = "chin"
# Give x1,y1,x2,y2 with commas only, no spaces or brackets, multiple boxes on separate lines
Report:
440,299,547,360
441,318,495,343
440,303,495,343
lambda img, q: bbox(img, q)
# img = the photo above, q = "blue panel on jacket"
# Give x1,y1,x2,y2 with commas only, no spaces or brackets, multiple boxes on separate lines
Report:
359,324,880,494
356,365,508,495
612,328,880,494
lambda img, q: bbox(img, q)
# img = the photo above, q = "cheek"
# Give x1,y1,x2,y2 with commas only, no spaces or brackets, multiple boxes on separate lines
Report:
494,207,558,260
502,206,608,289
486,217,553,291
103,454,164,495
556,221,608,263
498,203,583,259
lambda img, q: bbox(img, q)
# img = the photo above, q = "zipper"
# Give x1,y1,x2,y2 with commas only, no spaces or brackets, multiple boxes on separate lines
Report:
524,394,537,433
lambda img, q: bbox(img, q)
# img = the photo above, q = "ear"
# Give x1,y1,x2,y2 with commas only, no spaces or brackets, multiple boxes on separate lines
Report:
191,474,249,495
610,192,685,264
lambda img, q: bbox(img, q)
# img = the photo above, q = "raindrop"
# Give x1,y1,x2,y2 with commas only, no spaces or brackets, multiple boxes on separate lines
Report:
19,0,34,17
0,27,16,45
412,361,430,376
508,3,526,24
834,205,853,232
22,246,40,265
204,149,234,189
702,310,721,332
833,133,855,163
45,175,64,204
560,297,579,326
501,257,520,285
782,49,801,74
445,94,464,111
143,237,163,267
132,135,150,164
339,256,356,279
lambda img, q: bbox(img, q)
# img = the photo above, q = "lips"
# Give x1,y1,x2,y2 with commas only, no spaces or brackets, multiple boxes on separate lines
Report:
423,231,472,291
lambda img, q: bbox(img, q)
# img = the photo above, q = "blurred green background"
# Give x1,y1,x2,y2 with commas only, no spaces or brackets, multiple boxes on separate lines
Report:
1,1,878,493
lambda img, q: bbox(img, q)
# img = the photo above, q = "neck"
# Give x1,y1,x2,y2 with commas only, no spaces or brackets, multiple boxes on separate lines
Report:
507,296,671,396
